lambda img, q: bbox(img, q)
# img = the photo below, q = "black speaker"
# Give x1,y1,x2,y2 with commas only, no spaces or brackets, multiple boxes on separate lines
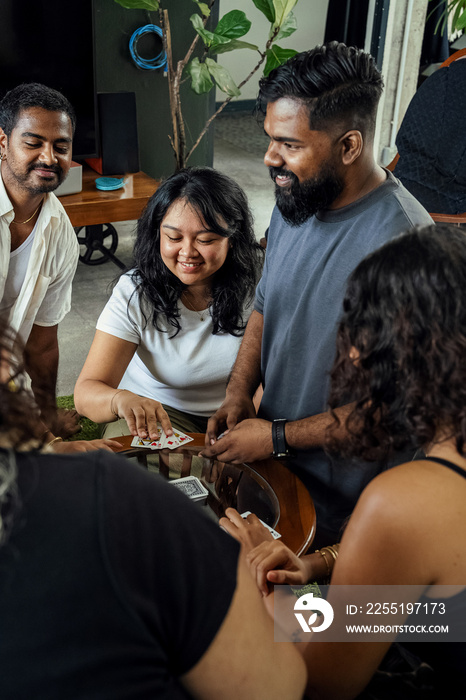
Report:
86,91,140,175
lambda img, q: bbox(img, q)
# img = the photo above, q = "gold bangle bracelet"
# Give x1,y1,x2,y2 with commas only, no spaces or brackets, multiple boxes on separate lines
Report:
316,548,331,578
47,436,63,448
322,545,339,561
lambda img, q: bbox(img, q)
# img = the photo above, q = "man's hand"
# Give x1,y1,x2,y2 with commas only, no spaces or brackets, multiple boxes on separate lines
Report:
201,418,273,463
205,394,257,447
54,408,82,439
51,438,122,453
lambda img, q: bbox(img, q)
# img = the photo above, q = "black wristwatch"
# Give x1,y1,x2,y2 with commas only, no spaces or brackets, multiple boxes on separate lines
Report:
271,418,293,459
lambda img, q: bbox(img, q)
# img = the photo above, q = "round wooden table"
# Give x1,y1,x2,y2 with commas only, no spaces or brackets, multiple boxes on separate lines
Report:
114,433,316,556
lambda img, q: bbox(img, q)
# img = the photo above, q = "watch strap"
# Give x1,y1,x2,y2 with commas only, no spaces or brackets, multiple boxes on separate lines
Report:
272,418,290,458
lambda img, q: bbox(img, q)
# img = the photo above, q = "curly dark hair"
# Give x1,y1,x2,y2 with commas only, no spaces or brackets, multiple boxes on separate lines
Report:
0,82,76,136
0,323,45,447
130,167,263,337
327,223,466,461
0,320,47,547
256,41,384,140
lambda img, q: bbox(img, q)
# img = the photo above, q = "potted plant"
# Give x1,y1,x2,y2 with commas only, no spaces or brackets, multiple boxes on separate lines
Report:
114,0,302,169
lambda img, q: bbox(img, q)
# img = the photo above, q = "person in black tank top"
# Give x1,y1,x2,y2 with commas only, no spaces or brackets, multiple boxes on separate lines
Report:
222,223,466,699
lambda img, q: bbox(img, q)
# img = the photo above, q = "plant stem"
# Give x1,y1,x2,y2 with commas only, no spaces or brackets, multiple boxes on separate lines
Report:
160,7,180,166
185,50,267,163
185,23,280,163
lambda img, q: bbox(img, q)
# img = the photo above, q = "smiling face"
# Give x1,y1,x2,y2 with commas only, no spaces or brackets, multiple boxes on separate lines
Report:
264,97,345,225
159,198,230,294
0,106,73,196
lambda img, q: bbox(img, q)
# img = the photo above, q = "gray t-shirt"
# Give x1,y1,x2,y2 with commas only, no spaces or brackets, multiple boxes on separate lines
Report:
255,171,433,543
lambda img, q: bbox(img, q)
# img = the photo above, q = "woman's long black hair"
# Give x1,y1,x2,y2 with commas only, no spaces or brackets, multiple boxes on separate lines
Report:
327,224,466,461
130,167,263,336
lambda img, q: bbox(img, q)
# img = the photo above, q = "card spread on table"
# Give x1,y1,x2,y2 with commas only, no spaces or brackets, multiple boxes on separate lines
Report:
131,425,193,450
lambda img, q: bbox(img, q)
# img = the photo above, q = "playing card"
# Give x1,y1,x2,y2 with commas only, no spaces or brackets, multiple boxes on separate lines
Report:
130,436,153,448
163,428,194,450
170,476,208,503
241,511,281,539
130,426,193,450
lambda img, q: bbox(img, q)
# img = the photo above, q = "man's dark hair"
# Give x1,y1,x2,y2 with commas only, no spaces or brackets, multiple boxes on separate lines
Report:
257,41,384,138
327,223,466,461
0,83,76,136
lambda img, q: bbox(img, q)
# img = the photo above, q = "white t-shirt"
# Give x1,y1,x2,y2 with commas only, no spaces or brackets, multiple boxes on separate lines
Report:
96,273,245,417
0,223,37,317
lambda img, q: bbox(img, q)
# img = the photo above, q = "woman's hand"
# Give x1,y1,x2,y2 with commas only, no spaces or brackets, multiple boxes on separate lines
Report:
219,507,274,550
51,438,123,453
113,389,173,440
220,507,317,596
246,541,311,596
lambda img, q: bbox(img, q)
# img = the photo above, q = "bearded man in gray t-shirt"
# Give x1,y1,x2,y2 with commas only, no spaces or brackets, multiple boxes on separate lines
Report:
203,42,432,546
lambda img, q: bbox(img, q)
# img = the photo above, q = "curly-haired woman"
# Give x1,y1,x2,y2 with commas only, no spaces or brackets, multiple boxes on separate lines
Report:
74,167,263,440
222,223,466,699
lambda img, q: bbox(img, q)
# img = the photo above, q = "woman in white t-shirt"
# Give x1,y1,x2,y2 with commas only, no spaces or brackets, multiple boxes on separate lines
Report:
74,167,263,440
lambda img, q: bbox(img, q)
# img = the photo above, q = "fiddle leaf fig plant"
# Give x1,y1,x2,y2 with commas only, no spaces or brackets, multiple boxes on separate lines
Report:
113,0,301,169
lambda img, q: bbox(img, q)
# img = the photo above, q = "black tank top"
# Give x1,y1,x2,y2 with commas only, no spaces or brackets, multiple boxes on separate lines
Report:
421,456,466,479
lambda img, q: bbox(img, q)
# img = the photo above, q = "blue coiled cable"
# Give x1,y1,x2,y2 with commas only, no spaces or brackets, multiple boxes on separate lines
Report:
129,24,167,71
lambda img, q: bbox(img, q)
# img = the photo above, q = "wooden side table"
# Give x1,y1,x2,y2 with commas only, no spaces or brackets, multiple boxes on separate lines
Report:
114,433,316,556
58,166,160,268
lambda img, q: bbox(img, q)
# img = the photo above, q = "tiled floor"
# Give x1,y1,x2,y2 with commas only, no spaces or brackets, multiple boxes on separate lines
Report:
57,112,275,395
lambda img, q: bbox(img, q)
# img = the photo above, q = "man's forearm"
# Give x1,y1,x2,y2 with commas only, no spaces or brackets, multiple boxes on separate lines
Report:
284,403,354,451
227,310,263,399
24,324,59,414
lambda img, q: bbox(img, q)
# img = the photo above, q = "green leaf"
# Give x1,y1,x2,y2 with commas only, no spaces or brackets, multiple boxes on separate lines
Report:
272,0,298,28
215,10,252,39
114,0,159,9
212,38,259,55
190,14,231,48
252,0,275,23
457,9,466,28
275,11,297,40
451,0,463,26
205,57,241,96
186,58,214,94
264,45,298,76
192,0,210,18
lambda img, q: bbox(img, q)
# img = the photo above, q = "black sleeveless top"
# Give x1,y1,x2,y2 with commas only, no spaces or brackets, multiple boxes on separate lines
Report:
401,457,466,697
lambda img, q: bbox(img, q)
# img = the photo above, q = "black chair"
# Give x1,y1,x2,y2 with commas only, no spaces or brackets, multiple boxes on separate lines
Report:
387,49,466,225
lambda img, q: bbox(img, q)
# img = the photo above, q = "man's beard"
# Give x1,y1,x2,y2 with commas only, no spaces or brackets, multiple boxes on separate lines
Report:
18,163,65,194
270,165,344,226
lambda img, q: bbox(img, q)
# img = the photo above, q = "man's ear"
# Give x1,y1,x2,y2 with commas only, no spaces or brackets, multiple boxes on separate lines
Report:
339,130,363,166
0,127,7,155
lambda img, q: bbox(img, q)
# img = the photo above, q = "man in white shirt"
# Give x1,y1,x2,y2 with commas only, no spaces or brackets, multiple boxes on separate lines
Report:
0,83,119,452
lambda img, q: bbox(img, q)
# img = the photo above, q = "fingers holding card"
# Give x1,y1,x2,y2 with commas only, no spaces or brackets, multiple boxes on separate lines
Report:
131,425,194,451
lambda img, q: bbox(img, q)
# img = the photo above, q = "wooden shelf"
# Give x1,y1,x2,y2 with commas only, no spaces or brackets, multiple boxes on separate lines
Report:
58,165,160,227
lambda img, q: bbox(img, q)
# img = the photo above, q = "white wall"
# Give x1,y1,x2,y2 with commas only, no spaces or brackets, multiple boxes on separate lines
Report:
216,0,329,102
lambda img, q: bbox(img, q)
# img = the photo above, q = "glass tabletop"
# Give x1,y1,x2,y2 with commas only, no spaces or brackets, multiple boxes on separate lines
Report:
156,450,280,529
117,434,316,555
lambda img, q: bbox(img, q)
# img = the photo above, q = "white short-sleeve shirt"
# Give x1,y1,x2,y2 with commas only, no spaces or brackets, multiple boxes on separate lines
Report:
0,172,80,343
96,273,245,416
